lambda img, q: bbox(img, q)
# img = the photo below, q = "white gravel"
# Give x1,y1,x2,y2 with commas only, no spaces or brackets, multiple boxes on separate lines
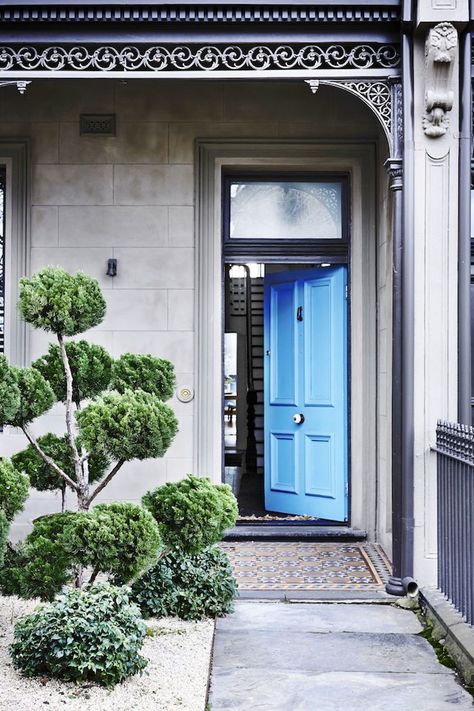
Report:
0,595,214,711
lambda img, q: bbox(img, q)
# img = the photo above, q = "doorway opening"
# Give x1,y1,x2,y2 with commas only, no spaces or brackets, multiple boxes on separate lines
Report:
224,261,349,522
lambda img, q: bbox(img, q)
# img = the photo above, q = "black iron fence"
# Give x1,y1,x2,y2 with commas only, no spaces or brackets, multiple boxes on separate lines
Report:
434,421,474,626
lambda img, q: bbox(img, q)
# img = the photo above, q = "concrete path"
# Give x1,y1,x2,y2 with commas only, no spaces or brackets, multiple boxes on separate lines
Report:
209,602,474,710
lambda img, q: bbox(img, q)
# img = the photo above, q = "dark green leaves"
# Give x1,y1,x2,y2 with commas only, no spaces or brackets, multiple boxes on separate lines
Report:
131,545,237,621
10,583,147,687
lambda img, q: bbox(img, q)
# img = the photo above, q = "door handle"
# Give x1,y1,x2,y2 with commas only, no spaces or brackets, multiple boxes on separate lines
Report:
293,413,305,424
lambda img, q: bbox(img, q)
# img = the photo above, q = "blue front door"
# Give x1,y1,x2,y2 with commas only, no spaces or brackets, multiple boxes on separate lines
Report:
264,266,348,520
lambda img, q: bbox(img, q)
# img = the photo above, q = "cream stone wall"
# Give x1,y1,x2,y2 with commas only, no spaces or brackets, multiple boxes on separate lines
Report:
0,79,387,539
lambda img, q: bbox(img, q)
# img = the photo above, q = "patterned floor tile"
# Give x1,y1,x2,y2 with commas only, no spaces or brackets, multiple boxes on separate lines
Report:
221,542,392,591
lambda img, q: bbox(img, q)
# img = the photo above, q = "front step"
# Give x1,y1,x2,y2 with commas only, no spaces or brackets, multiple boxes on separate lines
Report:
223,525,367,542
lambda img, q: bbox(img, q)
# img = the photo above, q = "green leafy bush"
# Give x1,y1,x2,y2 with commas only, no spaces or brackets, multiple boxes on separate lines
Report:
66,503,161,584
18,267,106,336
111,353,175,401
33,341,113,405
131,545,237,621
0,355,20,425
12,433,108,492
10,583,147,687
0,458,29,521
143,475,238,554
76,389,178,461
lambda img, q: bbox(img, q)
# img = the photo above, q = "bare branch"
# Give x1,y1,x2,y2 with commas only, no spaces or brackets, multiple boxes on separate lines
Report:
22,425,79,492
86,458,126,507
57,334,82,485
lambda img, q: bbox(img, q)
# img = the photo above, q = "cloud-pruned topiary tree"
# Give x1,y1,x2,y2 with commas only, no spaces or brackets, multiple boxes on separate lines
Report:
0,459,29,566
0,266,178,587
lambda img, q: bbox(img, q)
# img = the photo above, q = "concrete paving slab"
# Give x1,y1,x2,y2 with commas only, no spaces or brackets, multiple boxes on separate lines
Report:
212,629,445,674
217,601,422,634
210,668,474,710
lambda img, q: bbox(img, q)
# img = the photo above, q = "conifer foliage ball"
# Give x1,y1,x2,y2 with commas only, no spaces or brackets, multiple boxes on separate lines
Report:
33,341,113,405
143,475,238,554
111,353,176,401
8,367,55,427
18,267,106,336
12,434,108,492
0,459,29,522
0,355,21,426
66,503,161,584
76,389,178,462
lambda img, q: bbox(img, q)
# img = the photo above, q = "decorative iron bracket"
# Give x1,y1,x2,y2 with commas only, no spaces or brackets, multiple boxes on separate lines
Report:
306,77,402,158
0,80,30,93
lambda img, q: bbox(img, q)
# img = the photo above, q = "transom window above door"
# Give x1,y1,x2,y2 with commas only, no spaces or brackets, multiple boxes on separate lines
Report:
223,173,349,259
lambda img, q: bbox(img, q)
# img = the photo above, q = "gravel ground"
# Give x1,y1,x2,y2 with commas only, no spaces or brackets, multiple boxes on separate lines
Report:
0,595,214,711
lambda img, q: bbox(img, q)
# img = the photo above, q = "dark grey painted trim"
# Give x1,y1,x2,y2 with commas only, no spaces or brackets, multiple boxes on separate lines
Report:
386,31,414,595
458,31,471,426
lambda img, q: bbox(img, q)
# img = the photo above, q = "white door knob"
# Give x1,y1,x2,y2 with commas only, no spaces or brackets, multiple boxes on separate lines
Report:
293,413,305,424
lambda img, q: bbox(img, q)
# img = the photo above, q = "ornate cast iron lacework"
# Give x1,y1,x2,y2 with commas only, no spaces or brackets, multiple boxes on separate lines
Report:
0,43,400,73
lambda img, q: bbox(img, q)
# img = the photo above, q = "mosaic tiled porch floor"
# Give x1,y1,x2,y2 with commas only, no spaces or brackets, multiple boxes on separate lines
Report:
221,542,392,591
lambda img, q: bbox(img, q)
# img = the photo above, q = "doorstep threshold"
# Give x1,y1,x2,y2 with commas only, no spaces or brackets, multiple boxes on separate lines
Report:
223,525,367,542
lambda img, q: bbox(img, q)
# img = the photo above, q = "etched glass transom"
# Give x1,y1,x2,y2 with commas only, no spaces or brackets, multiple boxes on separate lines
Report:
229,180,343,240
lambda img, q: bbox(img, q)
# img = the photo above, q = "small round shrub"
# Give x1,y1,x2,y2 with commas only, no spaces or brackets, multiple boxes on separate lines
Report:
142,475,238,554
0,355,20,426
66,503,161,584
6,367,55,427
12,433,108,492
76,389,178,462
131,545,237,621
33,340,113,405
111,353,175,401
10,583,147,687
0,541,24,594
0,458,29,521
18,267,106,337
0,510,9,568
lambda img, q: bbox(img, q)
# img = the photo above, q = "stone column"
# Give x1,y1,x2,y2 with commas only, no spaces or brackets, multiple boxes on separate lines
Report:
411,13,466,585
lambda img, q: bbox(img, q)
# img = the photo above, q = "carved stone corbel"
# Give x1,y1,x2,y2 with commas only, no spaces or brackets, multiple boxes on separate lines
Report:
423,22,457,138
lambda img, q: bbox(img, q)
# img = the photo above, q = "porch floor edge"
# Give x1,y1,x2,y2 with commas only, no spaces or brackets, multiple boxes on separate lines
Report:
223,525,367,542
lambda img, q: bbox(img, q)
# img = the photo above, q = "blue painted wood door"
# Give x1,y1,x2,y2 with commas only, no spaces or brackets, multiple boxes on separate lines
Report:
264,266,348,520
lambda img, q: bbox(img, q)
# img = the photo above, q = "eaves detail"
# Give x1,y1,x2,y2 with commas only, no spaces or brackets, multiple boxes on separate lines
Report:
0,4,401,25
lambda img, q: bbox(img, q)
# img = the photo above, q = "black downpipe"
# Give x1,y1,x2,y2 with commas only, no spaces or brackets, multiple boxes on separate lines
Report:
458,31,472,426
386,32,415,595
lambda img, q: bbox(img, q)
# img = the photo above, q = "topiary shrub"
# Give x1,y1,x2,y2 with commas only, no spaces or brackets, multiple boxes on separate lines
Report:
111,353,175,401
18,267,106,337
10,583,147,687
33,341,113,406
76,389,178,462
12,433,108,493
131,545,237,621
65,503,161,585
143,475,238,554
0,458,29,521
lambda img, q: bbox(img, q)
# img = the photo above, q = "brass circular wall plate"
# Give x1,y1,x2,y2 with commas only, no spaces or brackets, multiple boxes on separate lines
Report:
177,387,194,403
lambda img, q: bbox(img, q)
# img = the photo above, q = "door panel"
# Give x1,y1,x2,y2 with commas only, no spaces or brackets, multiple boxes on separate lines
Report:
264,266,348,520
